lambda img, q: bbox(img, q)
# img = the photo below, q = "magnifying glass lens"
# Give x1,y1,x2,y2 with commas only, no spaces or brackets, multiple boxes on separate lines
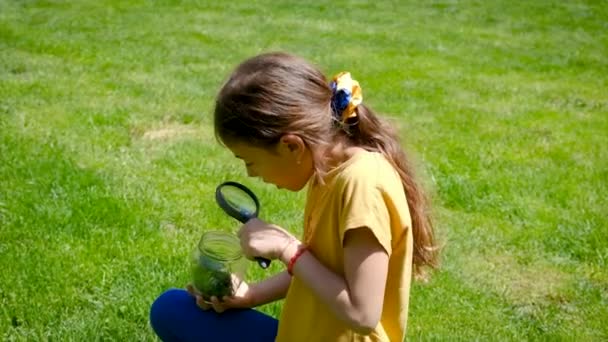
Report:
220,186,257,216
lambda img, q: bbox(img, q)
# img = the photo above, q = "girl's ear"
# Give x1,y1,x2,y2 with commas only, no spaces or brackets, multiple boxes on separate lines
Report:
279,134,306,158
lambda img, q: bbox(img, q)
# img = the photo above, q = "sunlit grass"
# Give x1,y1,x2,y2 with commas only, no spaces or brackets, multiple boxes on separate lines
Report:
1,0,606,340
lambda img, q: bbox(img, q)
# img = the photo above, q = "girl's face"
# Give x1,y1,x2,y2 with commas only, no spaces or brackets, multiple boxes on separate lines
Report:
225,135,314,191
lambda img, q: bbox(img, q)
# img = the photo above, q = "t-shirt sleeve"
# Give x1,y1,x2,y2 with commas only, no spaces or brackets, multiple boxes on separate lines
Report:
338,172,392,255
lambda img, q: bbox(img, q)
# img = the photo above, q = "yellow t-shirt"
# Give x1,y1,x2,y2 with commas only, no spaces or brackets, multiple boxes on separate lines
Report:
276,150,414,342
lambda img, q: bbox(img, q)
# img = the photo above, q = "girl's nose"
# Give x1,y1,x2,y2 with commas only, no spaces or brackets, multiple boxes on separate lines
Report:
246,168,257,178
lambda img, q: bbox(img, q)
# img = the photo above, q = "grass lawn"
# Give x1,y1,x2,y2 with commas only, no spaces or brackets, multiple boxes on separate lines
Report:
1,0,607,340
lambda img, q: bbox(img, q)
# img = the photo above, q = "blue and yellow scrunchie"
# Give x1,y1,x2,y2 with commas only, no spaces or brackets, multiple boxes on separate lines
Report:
330,72,363,123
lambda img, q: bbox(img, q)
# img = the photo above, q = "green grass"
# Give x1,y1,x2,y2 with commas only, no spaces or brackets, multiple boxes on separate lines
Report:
1,0,607,340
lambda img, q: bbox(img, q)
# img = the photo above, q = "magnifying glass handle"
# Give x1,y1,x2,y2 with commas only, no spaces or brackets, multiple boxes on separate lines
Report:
215,182,271,269
241,215,272,269
255,257,271,269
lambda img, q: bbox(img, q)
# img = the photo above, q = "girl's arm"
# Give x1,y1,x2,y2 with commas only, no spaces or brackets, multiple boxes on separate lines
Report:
281,227,389,334
189,270,291,313
248,270,292,307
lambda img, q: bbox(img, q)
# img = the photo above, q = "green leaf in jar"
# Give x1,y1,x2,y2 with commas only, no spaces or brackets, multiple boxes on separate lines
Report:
191,255,234,300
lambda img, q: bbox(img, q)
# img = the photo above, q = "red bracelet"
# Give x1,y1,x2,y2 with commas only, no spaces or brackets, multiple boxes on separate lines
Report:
287,245,307,276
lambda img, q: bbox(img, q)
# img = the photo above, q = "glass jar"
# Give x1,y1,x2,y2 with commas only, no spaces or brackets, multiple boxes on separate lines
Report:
190,231,248,301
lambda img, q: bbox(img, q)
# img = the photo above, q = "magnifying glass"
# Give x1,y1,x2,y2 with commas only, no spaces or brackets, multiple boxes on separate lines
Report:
215,181,271,269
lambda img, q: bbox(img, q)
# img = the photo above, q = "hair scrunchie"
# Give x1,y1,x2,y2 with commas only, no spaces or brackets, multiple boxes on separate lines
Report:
330,72,363,124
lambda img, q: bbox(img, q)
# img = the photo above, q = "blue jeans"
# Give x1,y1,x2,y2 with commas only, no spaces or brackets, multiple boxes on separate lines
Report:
150,289,278,342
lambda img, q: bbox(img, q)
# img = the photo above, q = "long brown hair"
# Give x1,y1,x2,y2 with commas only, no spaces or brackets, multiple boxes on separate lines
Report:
214,52,438,276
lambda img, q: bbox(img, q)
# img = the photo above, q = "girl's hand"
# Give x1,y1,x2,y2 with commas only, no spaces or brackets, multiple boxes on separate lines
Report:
186,280,254,313
237,218,298,263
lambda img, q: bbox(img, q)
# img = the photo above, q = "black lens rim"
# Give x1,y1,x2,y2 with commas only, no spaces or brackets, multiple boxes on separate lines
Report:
215,181,260,223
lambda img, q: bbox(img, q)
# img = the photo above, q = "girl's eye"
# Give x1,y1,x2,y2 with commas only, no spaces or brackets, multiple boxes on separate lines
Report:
245,162,253,167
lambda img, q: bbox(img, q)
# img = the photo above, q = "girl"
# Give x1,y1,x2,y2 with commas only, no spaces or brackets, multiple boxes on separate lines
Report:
150,52,437,341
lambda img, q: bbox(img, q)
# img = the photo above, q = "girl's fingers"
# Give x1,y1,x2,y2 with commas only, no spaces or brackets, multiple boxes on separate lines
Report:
186,284,196,295
186,284,240,312
187,284,212,310
209,296,225,313
195,296,212,310
221,296,235,308
186,284,204,297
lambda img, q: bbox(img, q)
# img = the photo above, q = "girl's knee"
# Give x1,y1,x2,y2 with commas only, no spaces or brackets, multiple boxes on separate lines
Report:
150,288,191,329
